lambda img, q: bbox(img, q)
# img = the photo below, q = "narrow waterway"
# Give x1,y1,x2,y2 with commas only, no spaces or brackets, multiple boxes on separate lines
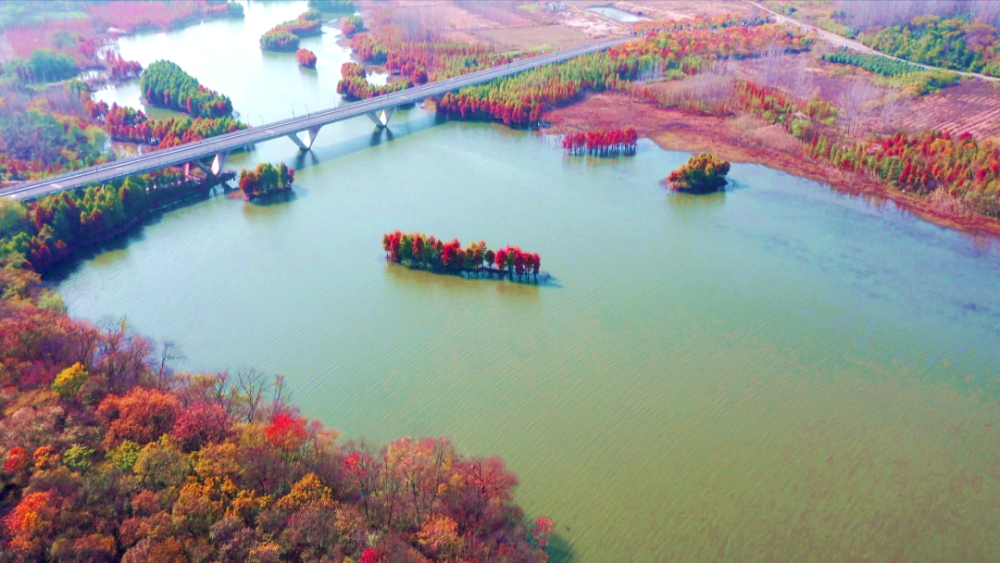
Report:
57,2,1000,560
588,5,651,23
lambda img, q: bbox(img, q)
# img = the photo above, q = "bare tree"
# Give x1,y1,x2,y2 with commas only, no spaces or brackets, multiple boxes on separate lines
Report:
268,374,294,419
152,339,183,385
757,42,787,89
396,5,448,42
788,55,814,99
876,93,904,134
234,367,267,422
838,79,884,137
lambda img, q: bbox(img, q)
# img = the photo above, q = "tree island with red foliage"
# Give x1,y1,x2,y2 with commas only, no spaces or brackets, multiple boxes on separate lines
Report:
296,48,318,69
665,153,731,193
382,231,544,282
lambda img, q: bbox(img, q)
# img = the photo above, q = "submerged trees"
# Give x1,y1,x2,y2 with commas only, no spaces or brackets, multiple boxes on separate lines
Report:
563,128,639,156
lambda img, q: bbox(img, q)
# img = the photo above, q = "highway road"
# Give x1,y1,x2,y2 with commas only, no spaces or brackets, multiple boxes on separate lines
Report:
3,36,634,201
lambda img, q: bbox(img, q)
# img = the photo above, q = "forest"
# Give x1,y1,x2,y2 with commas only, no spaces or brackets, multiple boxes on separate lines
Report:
0,265,552,562
562,128,639,156
383,232,541,280
666,153,731,192
238,163,295,200
0,50,78,85
0,105,108,183
858,15,1000,77
139,60,234,119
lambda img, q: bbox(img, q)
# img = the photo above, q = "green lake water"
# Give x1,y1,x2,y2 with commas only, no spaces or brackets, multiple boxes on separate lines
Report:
58,2,1000,560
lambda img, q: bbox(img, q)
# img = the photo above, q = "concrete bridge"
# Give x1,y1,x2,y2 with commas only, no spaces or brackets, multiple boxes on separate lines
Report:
3,37,633,201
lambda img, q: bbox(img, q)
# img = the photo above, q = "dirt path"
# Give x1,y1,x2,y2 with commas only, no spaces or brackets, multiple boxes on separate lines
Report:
745,0,1000,83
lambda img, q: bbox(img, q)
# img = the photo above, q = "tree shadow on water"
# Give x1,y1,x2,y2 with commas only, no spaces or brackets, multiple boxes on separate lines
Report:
546,533,577,563
383,262,554,301
666,189,726,212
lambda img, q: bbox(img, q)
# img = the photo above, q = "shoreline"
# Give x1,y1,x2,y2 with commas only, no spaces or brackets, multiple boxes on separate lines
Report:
542,93,1000,239
38,174,233,274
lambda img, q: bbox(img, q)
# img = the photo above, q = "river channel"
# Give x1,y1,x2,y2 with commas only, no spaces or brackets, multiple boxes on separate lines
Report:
57,1,1000,560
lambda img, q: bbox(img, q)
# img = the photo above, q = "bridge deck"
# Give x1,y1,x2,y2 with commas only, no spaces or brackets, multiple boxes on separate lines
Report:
3,37,633,201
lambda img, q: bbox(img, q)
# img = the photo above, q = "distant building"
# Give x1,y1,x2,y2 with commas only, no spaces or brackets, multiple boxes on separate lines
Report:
546,2,566,12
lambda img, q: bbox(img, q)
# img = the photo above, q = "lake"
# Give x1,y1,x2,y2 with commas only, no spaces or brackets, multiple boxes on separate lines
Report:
60,2,1000,560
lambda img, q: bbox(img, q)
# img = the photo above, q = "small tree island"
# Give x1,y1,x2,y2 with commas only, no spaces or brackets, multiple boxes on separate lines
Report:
382,231,543,282
296,48,317,69
237,162,295,200
665,152,731,193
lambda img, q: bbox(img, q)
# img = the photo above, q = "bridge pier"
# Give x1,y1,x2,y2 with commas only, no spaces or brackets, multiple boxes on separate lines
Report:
367,108,394,128
211,151,230,176
287,126,323,151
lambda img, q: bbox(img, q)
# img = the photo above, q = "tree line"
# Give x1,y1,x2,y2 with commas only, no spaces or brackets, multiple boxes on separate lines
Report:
562,128,639,156
100,102,246,148
822,48,960,93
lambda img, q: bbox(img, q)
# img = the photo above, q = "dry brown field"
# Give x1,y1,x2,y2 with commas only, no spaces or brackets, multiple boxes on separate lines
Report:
901,81,1000,140
474,25,590,50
